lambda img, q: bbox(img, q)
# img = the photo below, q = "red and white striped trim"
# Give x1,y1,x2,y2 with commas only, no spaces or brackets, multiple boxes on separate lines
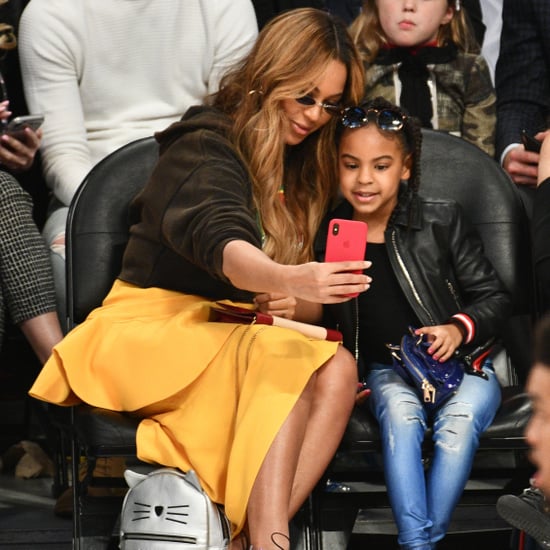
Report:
452,313,474,344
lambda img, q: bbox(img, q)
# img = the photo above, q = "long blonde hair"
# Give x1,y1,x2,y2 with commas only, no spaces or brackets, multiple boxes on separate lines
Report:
213,8,364,265
351,0,479,64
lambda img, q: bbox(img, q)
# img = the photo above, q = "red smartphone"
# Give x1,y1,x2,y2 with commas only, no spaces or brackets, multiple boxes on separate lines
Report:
325,218,368,297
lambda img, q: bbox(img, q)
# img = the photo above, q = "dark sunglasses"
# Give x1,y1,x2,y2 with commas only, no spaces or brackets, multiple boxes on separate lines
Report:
341,106,406,131
295,95,343,116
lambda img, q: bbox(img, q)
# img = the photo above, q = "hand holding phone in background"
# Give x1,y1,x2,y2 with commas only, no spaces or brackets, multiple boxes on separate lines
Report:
325,218,368,298
521,129,542,153
0,98,11,132
0,113,43,172
0,69,43,172
3,114,44,138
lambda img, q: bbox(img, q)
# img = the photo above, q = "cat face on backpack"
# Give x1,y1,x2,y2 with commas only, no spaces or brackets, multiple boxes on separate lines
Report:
124,469,196,537
120,469,230,550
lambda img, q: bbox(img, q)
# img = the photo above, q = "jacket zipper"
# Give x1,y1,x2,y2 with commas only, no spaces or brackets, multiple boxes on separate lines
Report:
353,297,360,364
391,231,435,325
446,279,462,310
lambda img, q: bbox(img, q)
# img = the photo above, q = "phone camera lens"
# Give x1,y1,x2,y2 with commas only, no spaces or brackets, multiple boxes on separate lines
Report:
332,223,339,236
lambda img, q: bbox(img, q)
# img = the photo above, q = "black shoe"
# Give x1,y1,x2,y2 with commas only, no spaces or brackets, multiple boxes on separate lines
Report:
497,487,550,548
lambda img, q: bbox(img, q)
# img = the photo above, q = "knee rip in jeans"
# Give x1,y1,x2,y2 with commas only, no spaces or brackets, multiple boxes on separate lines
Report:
434,407,474,451
387,414,426,455
50,232,66,260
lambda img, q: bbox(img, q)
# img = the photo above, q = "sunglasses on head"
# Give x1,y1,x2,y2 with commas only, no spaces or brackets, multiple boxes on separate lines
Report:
295,95,343,116
341,106,406,131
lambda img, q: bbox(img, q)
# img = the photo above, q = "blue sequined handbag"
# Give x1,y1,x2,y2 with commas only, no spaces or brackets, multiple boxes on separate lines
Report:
387,327,465,410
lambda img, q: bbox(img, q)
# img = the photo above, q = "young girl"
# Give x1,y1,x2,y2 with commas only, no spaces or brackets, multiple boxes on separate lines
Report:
350,0,496,156
27,9,368,550
318,97,511,549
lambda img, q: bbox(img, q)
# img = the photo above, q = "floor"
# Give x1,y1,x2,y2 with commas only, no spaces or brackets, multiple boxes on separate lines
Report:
0,472,72,549
0,458,524,550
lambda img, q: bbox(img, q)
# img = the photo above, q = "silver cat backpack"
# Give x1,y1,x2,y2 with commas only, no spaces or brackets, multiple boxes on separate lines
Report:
119,468,231,550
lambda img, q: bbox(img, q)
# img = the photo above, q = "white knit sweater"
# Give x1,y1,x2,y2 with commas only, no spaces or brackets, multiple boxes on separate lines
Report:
19,0,258,205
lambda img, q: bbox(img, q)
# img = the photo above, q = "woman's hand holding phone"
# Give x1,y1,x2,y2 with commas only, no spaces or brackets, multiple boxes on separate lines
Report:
0,110,44,171
281,260,371,304
0,120,42,172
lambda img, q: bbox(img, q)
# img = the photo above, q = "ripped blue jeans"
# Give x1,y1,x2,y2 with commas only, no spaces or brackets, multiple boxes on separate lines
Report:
366,361,501,550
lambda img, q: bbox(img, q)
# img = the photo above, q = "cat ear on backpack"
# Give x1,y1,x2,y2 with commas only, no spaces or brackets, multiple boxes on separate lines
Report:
123,468,147,488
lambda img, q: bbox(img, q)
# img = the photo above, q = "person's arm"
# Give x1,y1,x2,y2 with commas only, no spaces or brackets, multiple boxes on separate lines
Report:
18,2,92,206
253,292,323,323
208,0,258,94
446,204,513,345
533,135,550,314
0,98,42,171
222,239,370,305
495,0,549,182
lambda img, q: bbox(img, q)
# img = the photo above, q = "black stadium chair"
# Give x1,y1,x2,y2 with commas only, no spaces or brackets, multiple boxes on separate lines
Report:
60,137,158,548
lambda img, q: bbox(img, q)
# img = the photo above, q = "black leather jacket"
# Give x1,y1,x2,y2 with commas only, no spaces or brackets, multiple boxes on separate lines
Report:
315,194,513,370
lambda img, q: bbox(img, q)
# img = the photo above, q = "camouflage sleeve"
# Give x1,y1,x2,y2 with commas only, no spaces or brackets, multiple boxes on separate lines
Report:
461,54,496,158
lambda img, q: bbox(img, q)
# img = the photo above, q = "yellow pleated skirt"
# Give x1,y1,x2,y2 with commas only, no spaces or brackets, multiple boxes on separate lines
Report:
29,279,339,533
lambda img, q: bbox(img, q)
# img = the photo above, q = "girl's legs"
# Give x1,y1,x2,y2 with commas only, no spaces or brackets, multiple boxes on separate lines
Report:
243,345,357,550
427,364,501,544
366,367,432,550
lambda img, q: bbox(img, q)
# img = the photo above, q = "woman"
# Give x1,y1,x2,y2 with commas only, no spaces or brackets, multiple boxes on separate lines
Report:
29,9,367,550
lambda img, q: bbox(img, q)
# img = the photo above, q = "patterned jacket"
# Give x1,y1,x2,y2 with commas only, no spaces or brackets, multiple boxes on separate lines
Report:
364,49,496,157
495,0,550,159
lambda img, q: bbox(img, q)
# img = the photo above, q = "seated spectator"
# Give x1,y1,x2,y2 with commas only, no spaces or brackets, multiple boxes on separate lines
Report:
0,0,48,227
495,0,549,188
497,314,550,549
495,132,550,546
318,96,510,549
27,8,368,547
350,0,496,156
0,3,61,364
532,134,550,321
18,0,258,328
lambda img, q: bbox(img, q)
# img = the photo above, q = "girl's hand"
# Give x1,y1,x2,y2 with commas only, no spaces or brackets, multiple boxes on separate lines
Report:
254,292,297,319
0,126,42,172
415,323,463,363
284,260,372,304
